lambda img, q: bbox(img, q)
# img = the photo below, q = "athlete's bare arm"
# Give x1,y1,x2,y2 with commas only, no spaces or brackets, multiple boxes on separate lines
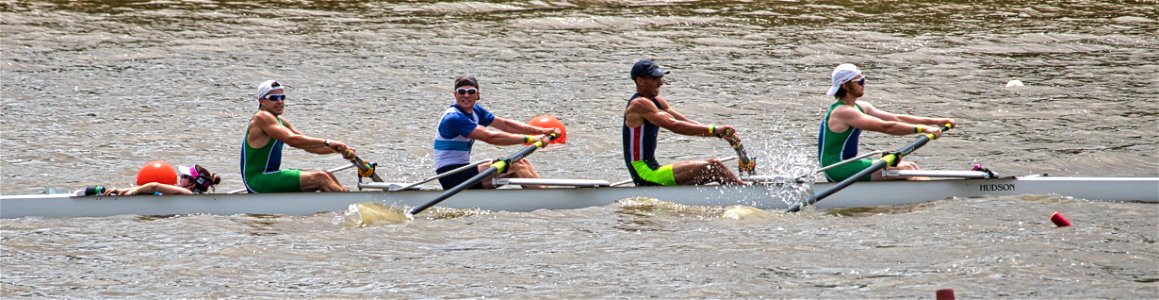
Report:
468,124,534,146
834,103,941,138
251,111,350,155
861,102,957,131
653,95,699,124
625,96,717,137
490,117,557,137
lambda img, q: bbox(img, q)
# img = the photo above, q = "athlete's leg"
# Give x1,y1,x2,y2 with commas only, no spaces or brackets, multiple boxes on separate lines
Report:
246,170,302,193
501,158,546,189
630,161,677,186
672,158,745,185
319,170,349,191
477,162,500,189
299,170,348,192
871,161,924,181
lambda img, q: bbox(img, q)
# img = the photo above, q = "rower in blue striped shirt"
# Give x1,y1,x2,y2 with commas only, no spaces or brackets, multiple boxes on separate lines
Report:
432,75,559,190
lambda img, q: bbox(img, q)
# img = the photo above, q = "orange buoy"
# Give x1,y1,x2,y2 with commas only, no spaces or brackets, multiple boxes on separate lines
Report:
528,115,567,144
136,160,178,186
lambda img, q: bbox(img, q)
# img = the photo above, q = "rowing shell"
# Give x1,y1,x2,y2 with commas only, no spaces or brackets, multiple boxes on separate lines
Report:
1,176,1155,218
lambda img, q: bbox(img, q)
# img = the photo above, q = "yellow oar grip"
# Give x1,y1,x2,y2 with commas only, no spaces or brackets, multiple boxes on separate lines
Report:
533,132,560,148
926,123,953,140
881,153,899,167
493,160,509,173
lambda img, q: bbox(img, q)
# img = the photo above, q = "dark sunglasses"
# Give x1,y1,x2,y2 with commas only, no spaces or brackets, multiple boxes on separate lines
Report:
265,94,286,101
456,88,478,95
855,77,866,86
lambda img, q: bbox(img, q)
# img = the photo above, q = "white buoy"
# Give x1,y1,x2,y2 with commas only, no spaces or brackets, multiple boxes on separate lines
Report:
1005,79,1024,87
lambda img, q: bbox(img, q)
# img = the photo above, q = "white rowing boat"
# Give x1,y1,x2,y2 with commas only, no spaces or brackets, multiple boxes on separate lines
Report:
1,175,1155,218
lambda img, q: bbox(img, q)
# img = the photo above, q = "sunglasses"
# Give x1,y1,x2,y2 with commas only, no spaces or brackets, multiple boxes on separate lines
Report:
264,94,286,101
456,88,478,95
853,77,866,86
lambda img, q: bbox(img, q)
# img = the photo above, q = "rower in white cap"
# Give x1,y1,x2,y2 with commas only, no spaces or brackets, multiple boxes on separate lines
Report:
817,63,957,182
240,80,357,193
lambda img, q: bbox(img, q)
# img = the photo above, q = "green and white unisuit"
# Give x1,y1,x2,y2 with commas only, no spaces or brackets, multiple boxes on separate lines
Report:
818,102,874,182
240,115,301,193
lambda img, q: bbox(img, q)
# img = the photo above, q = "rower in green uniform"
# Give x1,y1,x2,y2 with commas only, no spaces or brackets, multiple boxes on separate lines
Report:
818,63,957,182
241,80,356,193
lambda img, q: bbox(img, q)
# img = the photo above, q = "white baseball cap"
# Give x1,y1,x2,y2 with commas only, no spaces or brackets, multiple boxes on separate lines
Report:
178,165,199,179
256,80,284,99
826,63,863,96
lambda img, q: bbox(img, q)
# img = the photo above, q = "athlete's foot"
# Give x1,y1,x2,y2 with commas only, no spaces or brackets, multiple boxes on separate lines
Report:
722,177,747,185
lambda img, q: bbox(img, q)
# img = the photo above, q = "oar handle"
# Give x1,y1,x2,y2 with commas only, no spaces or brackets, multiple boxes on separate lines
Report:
345,150,384,182
732,143,757,175
408,132,559,216
719,127,756,175
889,123,954,165
498,132,559,171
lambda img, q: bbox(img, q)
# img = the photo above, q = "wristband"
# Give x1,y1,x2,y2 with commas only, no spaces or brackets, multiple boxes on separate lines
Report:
914,126,923,134
523,135,532,144
708,125,716,136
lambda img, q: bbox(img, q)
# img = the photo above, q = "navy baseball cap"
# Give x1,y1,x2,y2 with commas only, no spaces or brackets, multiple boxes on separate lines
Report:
630,59,668,79
454,75,478,89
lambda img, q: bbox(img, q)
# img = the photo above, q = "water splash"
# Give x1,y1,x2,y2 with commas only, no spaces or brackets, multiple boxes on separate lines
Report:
749,134,820,207
616,197,771,221
337,202,496,228
338,202,411,228
721,205,772,220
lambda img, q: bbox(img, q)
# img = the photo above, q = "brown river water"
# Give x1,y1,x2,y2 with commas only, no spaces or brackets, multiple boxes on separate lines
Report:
2,0,1157,298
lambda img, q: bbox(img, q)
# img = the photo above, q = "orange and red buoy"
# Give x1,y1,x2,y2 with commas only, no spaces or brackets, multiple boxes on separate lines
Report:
136,160,177,186
528,115,567,144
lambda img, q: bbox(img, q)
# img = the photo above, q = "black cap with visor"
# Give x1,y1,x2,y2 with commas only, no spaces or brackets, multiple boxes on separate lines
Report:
630,59,669,79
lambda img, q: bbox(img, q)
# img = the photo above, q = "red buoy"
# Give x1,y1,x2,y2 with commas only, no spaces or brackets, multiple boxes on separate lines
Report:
136,161,177,186
1050,211,1072,227
936,289,955,300
528,115,567,144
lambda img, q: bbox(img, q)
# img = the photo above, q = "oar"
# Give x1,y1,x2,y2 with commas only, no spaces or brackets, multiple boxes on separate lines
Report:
787,124,953,212
345,150,384,183
719,128,756,175
228,164,356,194
731,142,757,175
742,150,888,184
387,160,489,191
408,133,559,216
814,150,885,175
